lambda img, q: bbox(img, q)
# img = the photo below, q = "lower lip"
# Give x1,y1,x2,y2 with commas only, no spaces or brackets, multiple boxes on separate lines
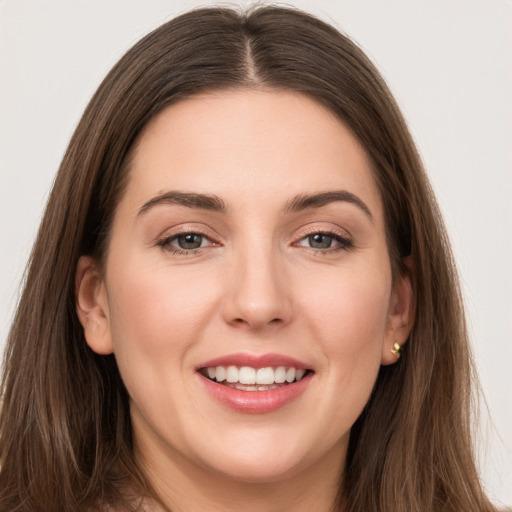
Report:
198,373,313,414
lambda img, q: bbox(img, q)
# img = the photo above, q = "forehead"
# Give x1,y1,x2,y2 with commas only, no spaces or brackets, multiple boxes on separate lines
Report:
122,89,382,218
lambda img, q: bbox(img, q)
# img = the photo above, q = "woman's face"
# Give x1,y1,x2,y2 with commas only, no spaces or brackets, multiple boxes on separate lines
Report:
77,89,412,486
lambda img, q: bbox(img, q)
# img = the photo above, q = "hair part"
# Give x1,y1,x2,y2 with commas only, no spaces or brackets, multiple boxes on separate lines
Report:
0,6,496,511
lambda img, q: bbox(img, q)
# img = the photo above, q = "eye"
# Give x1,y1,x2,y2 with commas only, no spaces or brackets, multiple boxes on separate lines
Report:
304,233,335,249
296,231,352,252
173,233,206,250
158,232,216,253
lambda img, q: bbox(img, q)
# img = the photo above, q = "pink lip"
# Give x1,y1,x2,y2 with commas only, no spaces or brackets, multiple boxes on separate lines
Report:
197,372,313,414
197,352,310,370
196,352,313,414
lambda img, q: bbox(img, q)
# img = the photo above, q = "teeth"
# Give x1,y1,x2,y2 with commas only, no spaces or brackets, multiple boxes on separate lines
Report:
215,366,226,382
274,366,287,383
296,369,306,381
256,367,274,385
226,365,239,383
204,365,309,386
239,366,256,385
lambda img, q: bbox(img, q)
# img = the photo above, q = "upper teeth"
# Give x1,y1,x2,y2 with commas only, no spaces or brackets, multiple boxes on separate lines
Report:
206,366,306,385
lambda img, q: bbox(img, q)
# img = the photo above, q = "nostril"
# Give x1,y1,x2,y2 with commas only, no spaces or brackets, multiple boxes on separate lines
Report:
230,317,283,328
232,317,255,328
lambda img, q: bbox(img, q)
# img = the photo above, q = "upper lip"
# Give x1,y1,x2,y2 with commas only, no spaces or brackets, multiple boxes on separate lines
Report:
197,352,311,370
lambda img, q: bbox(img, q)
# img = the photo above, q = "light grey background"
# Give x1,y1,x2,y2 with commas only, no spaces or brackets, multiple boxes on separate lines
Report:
1,0,511,506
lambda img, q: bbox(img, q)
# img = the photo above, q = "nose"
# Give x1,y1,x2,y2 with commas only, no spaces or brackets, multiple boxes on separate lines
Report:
221,245,292,331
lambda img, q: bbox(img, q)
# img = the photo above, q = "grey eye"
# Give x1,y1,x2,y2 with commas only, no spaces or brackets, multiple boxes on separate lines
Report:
307,234,334,249
176,234,204,249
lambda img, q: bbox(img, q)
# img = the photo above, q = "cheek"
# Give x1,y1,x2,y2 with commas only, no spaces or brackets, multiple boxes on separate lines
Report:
108,262,218,343
104,261,221,397
299,260,391,377
103,261,227,447
305,263,389,332
277,260,392,452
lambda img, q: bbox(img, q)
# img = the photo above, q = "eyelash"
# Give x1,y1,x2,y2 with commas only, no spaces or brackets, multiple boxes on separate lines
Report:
295,230,353,254
156,229,353,256
157,231,218,255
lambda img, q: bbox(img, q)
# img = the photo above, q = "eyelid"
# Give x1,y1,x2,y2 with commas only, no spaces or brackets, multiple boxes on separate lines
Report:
155,223,220,240
293,223,352,241
154,222,353,255
166,233,214,250
292,223,354,252
155,223,223,250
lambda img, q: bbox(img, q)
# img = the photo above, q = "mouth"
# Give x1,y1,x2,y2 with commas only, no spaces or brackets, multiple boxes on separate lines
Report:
199,365,312,392
196,354,314,413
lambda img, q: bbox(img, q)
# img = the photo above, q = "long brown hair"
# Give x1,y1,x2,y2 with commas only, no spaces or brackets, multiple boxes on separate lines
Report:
0,6,497,511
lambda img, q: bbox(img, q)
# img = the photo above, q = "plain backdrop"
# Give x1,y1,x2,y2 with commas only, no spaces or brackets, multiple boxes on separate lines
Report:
1,0,511,506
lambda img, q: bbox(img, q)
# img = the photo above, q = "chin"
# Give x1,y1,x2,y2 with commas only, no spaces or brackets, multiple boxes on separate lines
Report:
189,427,347,485
203,453,310,485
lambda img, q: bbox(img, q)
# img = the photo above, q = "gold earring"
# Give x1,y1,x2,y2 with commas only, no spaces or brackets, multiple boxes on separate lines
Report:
391,342,401,359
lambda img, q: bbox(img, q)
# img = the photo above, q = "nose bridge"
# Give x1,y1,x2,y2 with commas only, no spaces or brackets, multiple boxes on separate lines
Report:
223,234,291,329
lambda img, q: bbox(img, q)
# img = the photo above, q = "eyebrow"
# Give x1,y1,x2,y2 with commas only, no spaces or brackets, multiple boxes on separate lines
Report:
138,191,229,216
284,191,373,220
137,189,373,221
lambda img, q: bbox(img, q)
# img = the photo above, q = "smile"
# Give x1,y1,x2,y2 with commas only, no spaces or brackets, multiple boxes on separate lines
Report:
196,353,314,413
200,365,309,391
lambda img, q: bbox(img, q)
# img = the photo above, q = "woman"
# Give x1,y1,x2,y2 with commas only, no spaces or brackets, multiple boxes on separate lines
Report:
0,5,499,512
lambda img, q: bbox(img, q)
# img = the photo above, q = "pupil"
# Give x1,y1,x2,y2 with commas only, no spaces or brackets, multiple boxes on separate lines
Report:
178,234,202,249
309,234,332,249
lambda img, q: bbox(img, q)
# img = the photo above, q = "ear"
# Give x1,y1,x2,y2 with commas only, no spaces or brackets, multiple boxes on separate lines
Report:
75,256,114,355
381,256,415,365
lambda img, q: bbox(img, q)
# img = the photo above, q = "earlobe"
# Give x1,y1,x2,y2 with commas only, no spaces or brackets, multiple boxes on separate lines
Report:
381,257,415,366
75,256,114,355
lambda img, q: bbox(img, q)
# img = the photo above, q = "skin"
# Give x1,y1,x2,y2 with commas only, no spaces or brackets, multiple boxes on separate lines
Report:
76,89,413,511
